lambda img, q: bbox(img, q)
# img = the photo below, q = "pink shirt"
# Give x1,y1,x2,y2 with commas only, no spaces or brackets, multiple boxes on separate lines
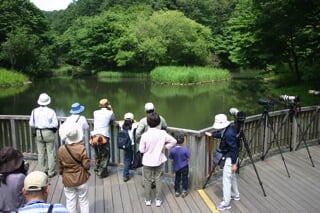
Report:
139,128,177,167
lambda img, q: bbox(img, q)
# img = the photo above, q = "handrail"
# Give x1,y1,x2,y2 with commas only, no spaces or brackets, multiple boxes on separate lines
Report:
0,105,319,189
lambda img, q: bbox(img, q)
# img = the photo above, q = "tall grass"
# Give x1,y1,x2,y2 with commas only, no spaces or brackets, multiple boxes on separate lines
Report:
0,68,29,86
150,66,231,84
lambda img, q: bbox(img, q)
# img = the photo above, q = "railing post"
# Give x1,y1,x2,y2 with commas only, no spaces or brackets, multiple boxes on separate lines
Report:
188,135,206,189
10,119,18,149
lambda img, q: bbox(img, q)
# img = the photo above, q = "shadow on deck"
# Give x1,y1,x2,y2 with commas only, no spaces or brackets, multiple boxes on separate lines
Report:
26,145,320,213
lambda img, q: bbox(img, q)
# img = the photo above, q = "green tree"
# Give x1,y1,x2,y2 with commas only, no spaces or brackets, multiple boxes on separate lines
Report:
0,0,51,76
132,10,212,67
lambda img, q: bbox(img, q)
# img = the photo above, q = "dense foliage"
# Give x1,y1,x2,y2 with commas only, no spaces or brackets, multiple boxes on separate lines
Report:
0,0,319,84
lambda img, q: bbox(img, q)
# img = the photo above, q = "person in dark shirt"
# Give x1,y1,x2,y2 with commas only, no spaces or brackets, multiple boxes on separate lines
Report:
205,114,240,211
169,133,191,198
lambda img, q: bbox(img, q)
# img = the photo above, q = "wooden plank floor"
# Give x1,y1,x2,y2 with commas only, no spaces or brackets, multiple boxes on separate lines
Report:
26,145,320,213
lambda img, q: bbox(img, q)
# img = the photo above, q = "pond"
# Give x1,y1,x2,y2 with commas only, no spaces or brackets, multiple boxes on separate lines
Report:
0,76,317,130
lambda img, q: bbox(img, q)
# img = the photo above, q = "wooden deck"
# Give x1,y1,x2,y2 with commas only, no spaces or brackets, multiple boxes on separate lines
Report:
26,145,320,213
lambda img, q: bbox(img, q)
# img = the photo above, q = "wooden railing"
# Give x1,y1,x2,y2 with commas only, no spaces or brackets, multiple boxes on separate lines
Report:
0,105,319,189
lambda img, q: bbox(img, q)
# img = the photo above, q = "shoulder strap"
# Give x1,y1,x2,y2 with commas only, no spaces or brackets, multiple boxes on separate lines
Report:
75,114,81,123
64,144,82,165
47,204,54,213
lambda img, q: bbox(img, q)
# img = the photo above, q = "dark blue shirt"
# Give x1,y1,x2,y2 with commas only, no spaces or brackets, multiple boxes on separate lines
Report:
169,145,191,172
212,125,239,164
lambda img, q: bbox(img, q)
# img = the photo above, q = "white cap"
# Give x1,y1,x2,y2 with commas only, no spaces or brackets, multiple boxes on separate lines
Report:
24,171,48,191
144,102,154,111
124,112,134,120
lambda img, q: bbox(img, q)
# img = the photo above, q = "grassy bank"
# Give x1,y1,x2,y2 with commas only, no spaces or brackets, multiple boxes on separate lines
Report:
0,68,29,86
150,66,231,84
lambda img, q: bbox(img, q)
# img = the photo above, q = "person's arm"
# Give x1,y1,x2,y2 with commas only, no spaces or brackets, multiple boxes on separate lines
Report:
135,119,146,143
164,133,177,149
160,116,168,130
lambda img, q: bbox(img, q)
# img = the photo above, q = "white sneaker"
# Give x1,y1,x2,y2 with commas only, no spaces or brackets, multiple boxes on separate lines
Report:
155,199,162,207
145,200,151,206
217,201,231,211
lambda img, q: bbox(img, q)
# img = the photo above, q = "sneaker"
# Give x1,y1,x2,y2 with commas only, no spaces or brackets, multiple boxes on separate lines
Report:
181,191,188,198
155,199,162,207
217,201,231,211
145,200,151,206
175,192,180,197
123,177,130,182
231,196,240,201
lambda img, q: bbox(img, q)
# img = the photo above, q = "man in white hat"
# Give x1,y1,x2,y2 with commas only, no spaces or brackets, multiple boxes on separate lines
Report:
135,102,167,143
205,114,240,211
29,93,58,178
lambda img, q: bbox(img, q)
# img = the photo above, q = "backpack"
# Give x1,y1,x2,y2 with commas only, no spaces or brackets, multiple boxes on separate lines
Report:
117,129,132,150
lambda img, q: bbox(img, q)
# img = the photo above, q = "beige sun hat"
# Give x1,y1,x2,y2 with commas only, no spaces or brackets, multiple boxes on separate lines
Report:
59,122,83,144
212,114,230,129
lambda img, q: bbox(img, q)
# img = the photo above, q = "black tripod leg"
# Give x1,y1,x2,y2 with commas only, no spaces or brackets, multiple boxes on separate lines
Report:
241,132,267,196
294,117,315,167
261,112,290,160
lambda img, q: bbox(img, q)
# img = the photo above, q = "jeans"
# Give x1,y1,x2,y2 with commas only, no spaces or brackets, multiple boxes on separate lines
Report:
64,182,89,213
123,147,133,178
174,165,189,193
222,157,240,205
35,129,56,176
143,164,163,201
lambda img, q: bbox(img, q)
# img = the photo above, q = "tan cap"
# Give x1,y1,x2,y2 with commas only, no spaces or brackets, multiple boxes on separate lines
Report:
24,171,48,191
99,98,109,107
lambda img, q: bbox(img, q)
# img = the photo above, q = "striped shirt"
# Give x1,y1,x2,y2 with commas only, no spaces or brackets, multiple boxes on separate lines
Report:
18,200,69,213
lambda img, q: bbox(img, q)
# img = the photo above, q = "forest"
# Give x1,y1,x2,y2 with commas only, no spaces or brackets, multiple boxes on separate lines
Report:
0,0,319,84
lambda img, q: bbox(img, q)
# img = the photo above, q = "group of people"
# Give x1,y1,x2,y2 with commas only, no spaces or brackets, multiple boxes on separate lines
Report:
0,92,241,211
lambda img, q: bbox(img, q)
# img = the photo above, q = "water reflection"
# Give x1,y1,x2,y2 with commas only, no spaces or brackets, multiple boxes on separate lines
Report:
0,77,316,130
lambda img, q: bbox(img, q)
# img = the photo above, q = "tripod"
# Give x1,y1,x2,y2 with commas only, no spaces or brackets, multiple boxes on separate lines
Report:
248,107,291,178
264,103,315,167
237,123,267,196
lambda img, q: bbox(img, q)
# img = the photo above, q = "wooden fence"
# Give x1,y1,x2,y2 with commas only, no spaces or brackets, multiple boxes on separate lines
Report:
0,105,319,189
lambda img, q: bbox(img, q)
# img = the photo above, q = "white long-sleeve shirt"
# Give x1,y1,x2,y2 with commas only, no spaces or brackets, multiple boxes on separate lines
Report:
139,128,177,167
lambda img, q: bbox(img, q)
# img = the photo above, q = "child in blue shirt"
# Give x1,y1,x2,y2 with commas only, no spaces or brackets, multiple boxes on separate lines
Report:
169,133,191,197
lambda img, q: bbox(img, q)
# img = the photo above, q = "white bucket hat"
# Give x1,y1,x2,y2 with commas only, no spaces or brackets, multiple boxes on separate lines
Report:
37,93,51,106
59,122,83,144
212,114,230,129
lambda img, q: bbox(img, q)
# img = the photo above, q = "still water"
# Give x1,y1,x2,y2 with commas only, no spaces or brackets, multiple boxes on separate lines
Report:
0,76,315,130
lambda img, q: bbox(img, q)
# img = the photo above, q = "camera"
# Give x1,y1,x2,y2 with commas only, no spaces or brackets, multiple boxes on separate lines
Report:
229,107,246,124
279,95,299,103
258,98,274,108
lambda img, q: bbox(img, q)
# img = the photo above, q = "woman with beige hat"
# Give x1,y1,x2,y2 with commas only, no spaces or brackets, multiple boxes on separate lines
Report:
58,122,91,213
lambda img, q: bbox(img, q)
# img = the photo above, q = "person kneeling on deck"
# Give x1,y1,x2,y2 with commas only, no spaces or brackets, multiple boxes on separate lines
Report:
18,171,69,213
205,114,240,211
90,98,115,178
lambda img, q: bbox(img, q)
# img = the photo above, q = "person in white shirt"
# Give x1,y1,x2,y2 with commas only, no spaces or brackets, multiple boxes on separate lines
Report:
90,98,115,178
65,102,91,158
29,93,58,178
